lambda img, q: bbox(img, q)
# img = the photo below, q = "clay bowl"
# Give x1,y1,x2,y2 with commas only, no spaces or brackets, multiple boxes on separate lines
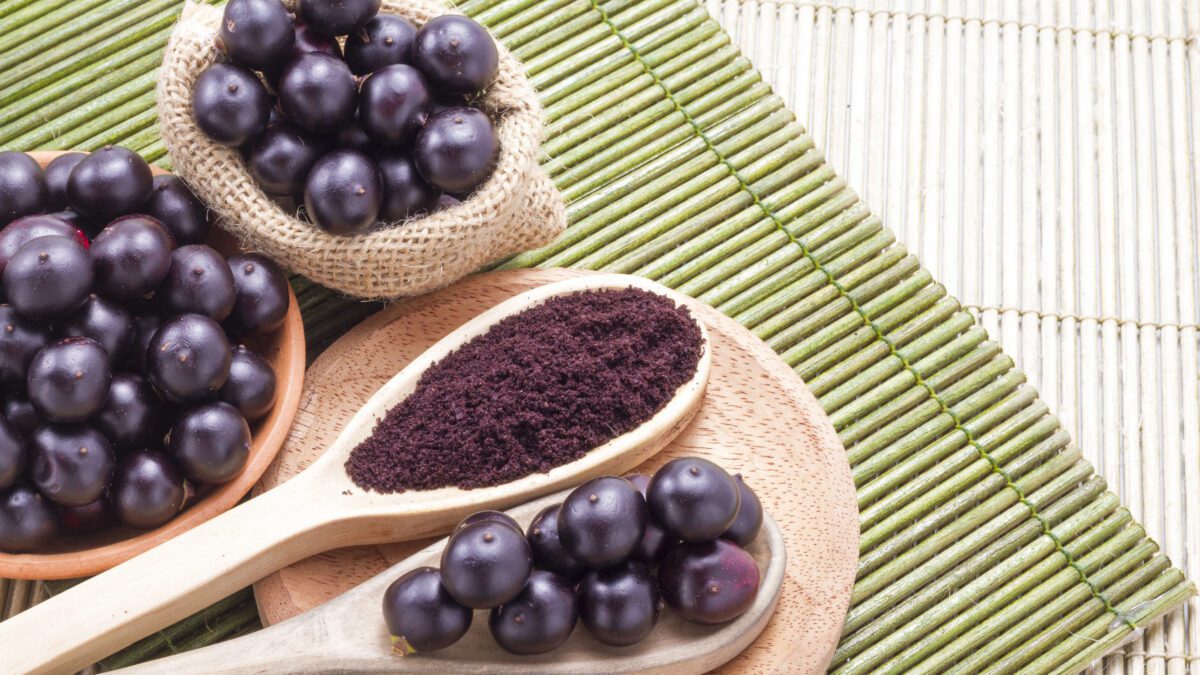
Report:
0,150,306,580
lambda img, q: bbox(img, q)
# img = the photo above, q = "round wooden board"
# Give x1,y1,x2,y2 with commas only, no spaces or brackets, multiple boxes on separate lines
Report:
253,268,858,673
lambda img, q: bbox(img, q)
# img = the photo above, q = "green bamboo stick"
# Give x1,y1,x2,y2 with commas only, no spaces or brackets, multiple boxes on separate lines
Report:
0,8,173,104
0,0,66,21
858,429,1074,571
856,407,1060,526
474,0,579,41
98,590,254,670
836,342,1002,448
548,77,773,192
0,0,115,57
0,74,154,148
1042,579,1196,674
541,128,796,269
947,544,1167,674
852,376,1039,504
831,328,996,441
897,513,1141,671
579,134,819,272
651,158,851,289
807,296,960,401
848,460,1097,613
985,562,1181,674
722,239,905,337
0,54,158,142
837,470,1106,668
840,492,1122,673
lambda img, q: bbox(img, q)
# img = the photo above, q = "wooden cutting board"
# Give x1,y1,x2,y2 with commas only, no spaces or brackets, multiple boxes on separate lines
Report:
252,268,858,673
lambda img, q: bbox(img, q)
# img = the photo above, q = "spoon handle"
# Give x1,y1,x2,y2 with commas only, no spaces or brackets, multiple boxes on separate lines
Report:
0,473,335,674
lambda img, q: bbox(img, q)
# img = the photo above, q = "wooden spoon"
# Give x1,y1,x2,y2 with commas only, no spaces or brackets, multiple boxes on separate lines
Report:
0,274,712,675
114,489,785,675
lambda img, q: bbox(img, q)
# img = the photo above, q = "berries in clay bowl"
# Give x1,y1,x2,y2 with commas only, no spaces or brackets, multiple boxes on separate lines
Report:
0,150,305,580
156,0,566,300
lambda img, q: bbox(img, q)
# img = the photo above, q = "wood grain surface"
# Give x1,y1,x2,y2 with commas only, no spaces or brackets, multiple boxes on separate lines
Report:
253,268,859,673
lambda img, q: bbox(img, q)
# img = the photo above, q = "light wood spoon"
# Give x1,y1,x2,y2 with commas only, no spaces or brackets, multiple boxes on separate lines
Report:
115,489,785,674
0,274,711,674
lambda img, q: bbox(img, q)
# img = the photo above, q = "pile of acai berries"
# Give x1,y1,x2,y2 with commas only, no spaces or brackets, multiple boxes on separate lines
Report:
0,147,290,553
194,0,501,235
382,457,765,656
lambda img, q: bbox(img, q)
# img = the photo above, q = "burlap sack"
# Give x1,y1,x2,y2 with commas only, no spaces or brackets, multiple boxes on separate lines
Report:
156,0,566,300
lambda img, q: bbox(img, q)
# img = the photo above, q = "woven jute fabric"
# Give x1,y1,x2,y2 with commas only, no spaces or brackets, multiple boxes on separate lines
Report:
156,0,566,300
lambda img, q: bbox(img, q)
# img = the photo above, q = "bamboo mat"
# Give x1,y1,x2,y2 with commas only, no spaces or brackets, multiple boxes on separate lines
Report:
709,2,1200,671
0,0,1196,672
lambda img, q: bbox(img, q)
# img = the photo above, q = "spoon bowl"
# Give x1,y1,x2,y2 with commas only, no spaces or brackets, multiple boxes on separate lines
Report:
115,489,784,675
0,274,711,674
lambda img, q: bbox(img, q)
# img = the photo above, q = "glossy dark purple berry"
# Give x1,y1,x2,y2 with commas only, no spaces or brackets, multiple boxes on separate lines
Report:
219,0,295,72
578,560,661,646
293,19,342,57
376,152,438,222
298,0,381,36
526,503,586,582
0,213,86,277
60,294,134,363
3,235,93,319
0,417,26,491
0,304,52,388
43,152,86,212
454,509,521,534
146,313,232,402
0,483,58,552
111,449,189,529
625,473,673,564
218,346,275,421
60,497,113,535
124,312,162,374
170,401,250,484
95,373,163,450
412,15,498,95
440,520,532,609
658,539,760,624
26,337,112,423
158,245,237,321
142,175,212,245
192,63,272,147
335,113,371,152
303,150,381,235
722,474,763,547
489,570,578,655
647,457,740,543
225,253,289,336
359,64,429,147
413,107,498,195
30,424,115,506
3,396,40,438
65,146,154,221
277,53,357,134
558,476,647,568
382,567,472,654
345,14,417,75
244,122,325,196
90,214,175,300
0,152,47,228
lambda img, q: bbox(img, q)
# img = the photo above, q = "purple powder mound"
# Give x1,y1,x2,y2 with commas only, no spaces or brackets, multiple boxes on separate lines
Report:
345,287,704,493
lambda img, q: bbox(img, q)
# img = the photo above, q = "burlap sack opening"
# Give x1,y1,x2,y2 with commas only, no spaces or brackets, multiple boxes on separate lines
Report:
157,0,566,300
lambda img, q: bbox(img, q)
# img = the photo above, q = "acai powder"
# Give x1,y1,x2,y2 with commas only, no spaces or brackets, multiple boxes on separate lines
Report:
345,288,704,493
